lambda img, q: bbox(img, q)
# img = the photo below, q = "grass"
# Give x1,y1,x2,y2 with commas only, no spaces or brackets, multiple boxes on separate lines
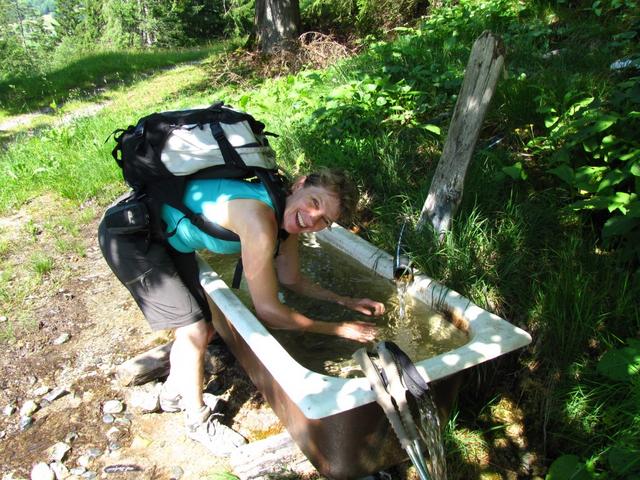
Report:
0,44,228,115
0,0,639,477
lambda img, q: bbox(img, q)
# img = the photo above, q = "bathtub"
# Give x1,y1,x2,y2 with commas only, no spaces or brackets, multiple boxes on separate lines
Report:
197,226,532,479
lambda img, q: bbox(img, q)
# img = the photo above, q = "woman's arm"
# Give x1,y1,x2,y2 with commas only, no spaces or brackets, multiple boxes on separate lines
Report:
275,234,386,316
228,200,377,343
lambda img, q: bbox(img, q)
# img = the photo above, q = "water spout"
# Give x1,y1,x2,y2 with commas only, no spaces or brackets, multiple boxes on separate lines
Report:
394,221,414,282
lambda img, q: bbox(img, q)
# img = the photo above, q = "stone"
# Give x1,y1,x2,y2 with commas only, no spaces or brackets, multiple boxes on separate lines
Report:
33,386,51,396
170,466,184,479
42,388,68,404
64,432,78,444
105,427,122,442
0,316,7,322
107,442,121,452
52,333,71,345
124,384,160,414
19,416,34,431
49,462,69,480
69,468,85,476
102,414,114,424
3,405,16,416
102,400,123,414
48,442,71,462
20,400,38,417
85,448,102,458
30,463,54,480
76,455,92,468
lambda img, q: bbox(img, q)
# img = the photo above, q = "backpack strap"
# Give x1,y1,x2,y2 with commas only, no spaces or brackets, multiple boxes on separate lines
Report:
210,122,247,169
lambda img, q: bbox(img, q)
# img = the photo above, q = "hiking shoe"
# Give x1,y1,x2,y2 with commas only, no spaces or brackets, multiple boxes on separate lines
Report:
160,385,221,414
185,407,246,456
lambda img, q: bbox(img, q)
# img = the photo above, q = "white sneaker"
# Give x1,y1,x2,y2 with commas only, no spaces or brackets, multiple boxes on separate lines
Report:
159,383,221,413
185,406,246,456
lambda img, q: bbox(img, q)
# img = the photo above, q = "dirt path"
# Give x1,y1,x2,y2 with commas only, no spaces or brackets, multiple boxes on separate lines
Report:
0,196,286,480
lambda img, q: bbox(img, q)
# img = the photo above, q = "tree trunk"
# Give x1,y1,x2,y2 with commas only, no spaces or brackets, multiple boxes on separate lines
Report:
417,31,505,240
254,0,300,53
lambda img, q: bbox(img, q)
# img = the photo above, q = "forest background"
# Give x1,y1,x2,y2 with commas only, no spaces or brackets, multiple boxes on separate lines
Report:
1,0,639,479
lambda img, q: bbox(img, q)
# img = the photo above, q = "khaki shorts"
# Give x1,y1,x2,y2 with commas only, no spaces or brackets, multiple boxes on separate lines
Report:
98,217,211,331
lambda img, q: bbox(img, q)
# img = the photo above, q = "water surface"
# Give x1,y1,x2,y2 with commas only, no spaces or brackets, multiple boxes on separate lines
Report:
204,235,468,377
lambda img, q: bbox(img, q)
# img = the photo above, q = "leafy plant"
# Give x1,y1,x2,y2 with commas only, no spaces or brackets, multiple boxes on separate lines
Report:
528,76,640,263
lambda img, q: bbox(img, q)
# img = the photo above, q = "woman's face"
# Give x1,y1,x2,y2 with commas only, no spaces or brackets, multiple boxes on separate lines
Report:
282,179,341,234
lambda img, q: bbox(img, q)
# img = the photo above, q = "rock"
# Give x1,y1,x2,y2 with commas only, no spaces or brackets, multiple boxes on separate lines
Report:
49,462,69,480
20,400,39,417
19,416,34,431
102,400,123,414
0,316,7,322
170,466,184,479
52,334,71,345
76,455,92,469
42,388,68,404
48,442,71,462
105,427,122,442
80,473,96,479
26,376,38,386
64,432,78,444
68,468,85,476
114,417,131,426
3,405,16,416
85,448,102,458
107,442,121,452
102,414,114,424
0,430,5,439
30,462,54,480
124,384,160,413
33,386,51,397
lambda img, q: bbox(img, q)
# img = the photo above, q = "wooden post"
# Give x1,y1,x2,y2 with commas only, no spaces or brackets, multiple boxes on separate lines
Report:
230,431,317,479
417,31,505,240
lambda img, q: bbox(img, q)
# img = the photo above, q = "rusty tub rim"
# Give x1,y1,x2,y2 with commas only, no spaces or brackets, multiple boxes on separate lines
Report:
197,225,532,421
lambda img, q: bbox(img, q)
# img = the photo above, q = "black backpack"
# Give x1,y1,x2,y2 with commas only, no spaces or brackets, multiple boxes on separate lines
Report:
109,101,289,286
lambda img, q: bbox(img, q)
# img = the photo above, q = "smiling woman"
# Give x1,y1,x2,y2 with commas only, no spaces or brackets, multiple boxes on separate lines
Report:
98,166,385,456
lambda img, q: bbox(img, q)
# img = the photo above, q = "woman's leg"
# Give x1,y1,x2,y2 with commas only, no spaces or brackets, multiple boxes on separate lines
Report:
168,319,211,412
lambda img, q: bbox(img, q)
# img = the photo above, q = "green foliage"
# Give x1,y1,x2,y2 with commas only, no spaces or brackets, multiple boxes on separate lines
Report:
597,338,640,382
529,75,640,263
546,455,594,479
27,0,54,14
0,46,215,113
0,0,57,79
551,339,640,478
301,0,430,37
222,0,254,37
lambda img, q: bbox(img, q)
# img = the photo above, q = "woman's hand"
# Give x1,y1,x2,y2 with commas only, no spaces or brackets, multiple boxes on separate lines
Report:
336,320,379,343
342,297,386,317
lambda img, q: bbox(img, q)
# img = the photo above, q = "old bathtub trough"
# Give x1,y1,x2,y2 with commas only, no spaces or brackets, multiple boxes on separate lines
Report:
197,226,532,479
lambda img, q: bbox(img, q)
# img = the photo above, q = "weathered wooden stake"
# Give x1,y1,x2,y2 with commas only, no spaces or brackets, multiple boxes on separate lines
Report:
417,31,505,239
230,431,317,480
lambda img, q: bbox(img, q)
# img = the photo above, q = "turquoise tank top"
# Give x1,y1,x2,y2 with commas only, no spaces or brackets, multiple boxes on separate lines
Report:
161,178,275,254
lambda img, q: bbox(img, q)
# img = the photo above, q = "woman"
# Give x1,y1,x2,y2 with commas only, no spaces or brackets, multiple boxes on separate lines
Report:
98,168,385,455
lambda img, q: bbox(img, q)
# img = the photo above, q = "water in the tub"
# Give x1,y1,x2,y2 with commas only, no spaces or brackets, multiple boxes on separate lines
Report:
204,235,468,378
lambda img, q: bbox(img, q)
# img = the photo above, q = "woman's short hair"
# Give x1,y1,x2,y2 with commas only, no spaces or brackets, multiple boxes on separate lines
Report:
303,168,358,224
